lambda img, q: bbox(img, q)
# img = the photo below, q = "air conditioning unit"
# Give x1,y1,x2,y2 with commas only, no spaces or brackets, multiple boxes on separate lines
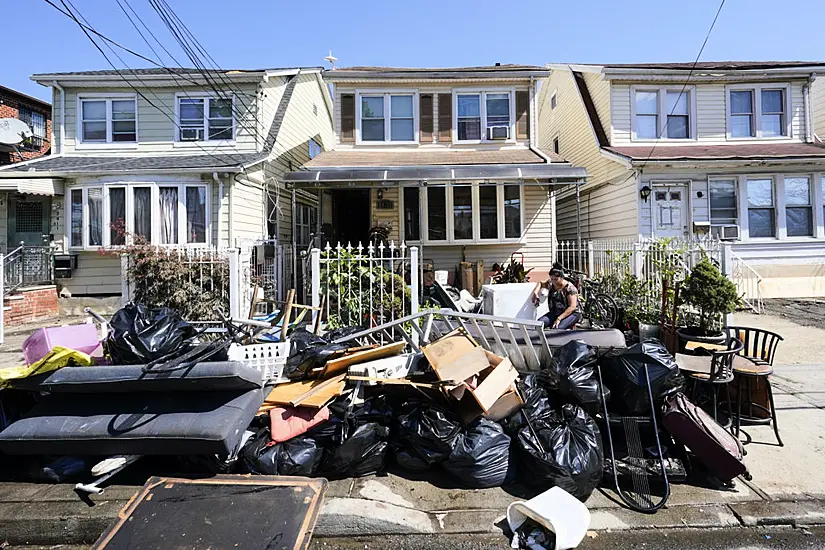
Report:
711,224,740,240
487,126,509,140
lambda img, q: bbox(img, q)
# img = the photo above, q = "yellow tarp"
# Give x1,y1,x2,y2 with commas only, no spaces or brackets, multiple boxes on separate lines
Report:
0,346,92,388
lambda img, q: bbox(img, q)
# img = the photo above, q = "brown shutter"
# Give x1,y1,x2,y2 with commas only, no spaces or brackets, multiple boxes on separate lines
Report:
340,93,355,143
516,90,529,140
437,93,452,142
420,94,433,142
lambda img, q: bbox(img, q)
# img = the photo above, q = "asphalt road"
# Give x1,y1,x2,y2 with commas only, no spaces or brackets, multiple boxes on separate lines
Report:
310,527,825,550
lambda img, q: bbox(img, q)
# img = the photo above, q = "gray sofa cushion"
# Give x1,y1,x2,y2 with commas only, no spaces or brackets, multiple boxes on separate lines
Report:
9,362,263,393
0,388,264,457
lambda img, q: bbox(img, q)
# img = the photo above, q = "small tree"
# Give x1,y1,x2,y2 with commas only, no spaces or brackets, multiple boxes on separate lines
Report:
679,258,740,333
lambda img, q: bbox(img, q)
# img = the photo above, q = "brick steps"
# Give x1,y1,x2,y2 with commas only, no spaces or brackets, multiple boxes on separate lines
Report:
3,286,59,326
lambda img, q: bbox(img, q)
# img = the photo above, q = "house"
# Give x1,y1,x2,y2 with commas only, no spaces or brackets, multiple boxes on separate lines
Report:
283,65,586,282
0,67,334,296
540,62,825,298
0,85,53,252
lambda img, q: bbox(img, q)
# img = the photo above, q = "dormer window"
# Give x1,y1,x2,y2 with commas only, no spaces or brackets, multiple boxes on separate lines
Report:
356,91,418,144
453,89,514,143
632,86,694,141
727,84,790,139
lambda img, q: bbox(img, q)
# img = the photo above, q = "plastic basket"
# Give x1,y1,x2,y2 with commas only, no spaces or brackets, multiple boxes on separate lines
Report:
228,341,290,384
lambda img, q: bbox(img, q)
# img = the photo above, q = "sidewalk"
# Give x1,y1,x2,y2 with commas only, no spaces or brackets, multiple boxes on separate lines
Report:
0,313,823,546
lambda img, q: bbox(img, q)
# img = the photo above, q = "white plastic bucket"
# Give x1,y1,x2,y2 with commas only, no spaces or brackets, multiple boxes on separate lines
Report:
506,487,590,550
434,270,449,285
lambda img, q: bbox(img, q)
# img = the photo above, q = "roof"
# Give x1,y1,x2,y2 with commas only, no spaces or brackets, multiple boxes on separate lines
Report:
0,85,51,109
304,148,563,168
572,72,608,147
596,61,825,71
31,66,322,78
0,153,264,175
334,64,546,73
325,64,550,80
604,143,825,162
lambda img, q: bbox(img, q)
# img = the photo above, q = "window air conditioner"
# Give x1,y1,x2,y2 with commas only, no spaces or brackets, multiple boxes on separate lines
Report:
487,126,509,140
711,224,740,240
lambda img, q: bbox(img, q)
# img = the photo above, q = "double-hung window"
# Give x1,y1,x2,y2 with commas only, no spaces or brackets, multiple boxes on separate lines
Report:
454,90,513,142
68,183,209,249
403,182,523,243
728,85,789,139
747,178,775,238
79,96,137,144
18,108,46,149
709,178,738,225
177,95,234,142
784,176,813,237
358,92,416,143
633,87,693,140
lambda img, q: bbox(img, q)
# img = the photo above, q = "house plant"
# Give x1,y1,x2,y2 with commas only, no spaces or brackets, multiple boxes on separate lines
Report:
676,258,740,345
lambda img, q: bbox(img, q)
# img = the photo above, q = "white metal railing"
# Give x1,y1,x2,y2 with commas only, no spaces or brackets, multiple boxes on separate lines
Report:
310,241,419,336
730,250,764,313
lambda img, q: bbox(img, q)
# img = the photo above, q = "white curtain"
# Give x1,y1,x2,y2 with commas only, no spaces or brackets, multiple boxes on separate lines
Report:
134,187,152,243
159,187,178,244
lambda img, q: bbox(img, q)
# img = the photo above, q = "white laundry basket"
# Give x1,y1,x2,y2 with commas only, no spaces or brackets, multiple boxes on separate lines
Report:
227,341,290,384
506,486,591,550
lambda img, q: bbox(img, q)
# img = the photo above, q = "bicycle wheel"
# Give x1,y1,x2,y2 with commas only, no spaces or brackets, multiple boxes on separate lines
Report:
588,293,619,329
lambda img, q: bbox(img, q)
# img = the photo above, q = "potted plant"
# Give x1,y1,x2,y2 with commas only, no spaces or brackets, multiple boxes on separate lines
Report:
676,258,740,345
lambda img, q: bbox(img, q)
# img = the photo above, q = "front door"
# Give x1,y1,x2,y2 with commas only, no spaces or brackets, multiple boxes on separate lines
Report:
8,195,51,247
652,185,687,238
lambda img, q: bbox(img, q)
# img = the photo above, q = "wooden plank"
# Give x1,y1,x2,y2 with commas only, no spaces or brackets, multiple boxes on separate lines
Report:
280,289,295,342
261,373,346,409
295,375,347,408
346,376,449,389
322,341,406,377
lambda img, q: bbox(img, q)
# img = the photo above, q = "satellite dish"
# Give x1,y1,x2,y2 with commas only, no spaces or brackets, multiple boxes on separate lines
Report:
0,118,33,146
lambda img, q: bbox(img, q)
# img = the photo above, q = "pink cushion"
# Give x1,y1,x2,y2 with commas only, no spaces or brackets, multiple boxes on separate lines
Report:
269,406,330,443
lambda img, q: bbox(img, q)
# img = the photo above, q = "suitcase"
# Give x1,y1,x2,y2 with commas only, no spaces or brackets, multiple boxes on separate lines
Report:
662,392,751,483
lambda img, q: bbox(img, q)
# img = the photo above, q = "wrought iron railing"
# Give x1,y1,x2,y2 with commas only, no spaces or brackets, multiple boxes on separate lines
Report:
3,244,54,294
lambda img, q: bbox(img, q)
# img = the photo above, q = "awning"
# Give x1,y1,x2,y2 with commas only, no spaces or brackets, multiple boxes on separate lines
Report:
0,178,64,196
284,164,587,186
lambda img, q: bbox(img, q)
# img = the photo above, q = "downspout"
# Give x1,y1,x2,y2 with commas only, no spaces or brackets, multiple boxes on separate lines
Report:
51,80,65,155
213,172,223,247
291,186,297,291
528,75,554,163
803,74,816,143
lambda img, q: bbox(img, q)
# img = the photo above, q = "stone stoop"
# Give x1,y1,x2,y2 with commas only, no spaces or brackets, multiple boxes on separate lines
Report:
3,286,59,327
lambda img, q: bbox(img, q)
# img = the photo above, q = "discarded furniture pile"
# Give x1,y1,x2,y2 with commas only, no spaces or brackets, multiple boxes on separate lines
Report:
0,304,771,525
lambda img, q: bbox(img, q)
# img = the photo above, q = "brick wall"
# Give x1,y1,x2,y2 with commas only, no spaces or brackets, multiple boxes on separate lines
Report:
0,87,52,165
4,286,59,326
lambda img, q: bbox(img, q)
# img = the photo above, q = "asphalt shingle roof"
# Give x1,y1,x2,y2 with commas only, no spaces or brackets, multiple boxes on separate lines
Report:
334,64,546,73
605,143,825,161
304,148,564,168
597,61,825,71
0,153,265,174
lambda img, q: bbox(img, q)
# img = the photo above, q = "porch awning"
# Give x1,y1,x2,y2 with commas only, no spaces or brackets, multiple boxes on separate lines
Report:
283,164,587,185
0,178,64,196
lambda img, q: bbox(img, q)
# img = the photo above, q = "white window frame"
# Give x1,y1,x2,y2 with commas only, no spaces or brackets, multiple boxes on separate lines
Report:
783,175,814,238
66,180,211,250
354,89,419,145
742,175,777,240
398,182,525,245
726,83,792,140
76,93,138,149
173,92,236,146
452,88,517,144
707,177,739,226
308,138,322,159
630,85,696,142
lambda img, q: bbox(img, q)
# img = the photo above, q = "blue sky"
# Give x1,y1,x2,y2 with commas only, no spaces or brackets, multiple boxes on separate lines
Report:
4,0,825,103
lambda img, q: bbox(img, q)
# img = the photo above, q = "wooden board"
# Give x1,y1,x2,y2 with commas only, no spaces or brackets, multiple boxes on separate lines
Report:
296,374,347,408
261,374,347,410
322,341,406,377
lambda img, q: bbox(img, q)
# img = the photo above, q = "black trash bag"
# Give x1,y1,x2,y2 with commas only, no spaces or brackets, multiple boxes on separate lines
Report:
241,428,322,477
324,325,366,342
29,456,89,483
600,340,685,415
104,303,197,364
500,375,555,436
516,404,603,502
284,329,349,380
539,340,610,415
442,418,512,489
393,402,463,470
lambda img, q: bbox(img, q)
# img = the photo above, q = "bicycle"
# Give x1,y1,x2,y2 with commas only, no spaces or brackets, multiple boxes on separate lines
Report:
566,268,619,329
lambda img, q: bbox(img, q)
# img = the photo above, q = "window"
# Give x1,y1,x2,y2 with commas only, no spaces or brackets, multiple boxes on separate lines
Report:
177,95,234,142
728,85,790,139
785,176,812,237
666,91,689,139
553,137,560,155
19,108,46,149
308,138,322,159
358,92,416,143
79,96,136,144
747,178,775,238
550,92,557,109
709,179,738,225
454,90,513,142
67,183,209,248
634,90,659,139
730,91,754,138
404,183,523,243
295,204,317,247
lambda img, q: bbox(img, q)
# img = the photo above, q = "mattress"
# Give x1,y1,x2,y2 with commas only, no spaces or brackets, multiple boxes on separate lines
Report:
0,388,264,457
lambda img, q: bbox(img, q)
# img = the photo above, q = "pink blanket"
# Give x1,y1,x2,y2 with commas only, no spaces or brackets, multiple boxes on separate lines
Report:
269,405,330,443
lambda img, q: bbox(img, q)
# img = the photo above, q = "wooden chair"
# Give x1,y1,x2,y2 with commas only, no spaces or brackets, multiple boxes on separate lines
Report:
677,337,744,427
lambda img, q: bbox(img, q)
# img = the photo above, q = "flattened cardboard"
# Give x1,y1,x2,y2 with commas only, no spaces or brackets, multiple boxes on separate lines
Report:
322,341,406,377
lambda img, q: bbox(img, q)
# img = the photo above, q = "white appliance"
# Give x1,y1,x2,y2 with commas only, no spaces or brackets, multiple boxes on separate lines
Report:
481,282,548,320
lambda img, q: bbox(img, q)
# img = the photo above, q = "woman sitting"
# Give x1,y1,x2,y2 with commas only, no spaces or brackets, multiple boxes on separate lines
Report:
532,266,581,329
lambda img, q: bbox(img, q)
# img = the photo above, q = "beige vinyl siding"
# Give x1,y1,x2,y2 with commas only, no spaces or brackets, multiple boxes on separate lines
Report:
230,167,267,245
812,78,825,140
62,83,260,155
538,69,634,240
612,80,808,145
584,72,612,143
273,73,335,157
60,252,122,295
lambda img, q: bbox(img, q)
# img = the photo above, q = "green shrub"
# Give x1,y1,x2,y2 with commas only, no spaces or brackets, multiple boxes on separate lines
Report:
680,258,740,333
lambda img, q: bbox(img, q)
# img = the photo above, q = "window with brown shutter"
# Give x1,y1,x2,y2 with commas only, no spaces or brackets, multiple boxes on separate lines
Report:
516,90,529,140
340,93,355,143
437,93,452,142
420,94,433,143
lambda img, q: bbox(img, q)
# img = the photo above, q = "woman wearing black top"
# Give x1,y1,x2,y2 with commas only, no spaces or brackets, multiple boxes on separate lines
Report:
532,266,581,329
